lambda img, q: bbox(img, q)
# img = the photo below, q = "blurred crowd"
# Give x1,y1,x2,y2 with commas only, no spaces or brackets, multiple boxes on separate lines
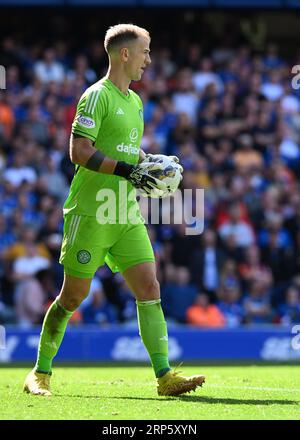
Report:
1,14,300,328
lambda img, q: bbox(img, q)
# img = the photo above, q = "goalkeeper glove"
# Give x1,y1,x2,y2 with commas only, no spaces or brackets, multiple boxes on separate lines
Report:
144,153,184,177
145,153,180,164
114,160,167,195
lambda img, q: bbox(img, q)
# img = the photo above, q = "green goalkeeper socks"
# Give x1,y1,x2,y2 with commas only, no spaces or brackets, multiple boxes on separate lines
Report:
136,299,171,378
35,298,73,374
36,297,170,378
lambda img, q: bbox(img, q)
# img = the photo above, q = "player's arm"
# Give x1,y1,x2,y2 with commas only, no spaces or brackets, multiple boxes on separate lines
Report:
70,134,166,193
70,91,140,178
70,133,148,179
71,89,145,176
70,133,120,174
71,91,166,193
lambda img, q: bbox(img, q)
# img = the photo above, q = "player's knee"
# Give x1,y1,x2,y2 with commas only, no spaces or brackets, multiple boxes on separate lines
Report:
138,277,160,301
59,274,92,311
62,296,83,311
59,288,89,311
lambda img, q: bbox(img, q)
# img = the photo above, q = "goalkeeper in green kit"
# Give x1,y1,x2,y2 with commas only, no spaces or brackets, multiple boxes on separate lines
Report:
23,24,205,397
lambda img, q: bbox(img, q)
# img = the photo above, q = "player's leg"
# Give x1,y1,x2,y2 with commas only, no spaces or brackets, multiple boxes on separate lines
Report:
24,213,106,396
107,224,171,378
36,274,92,374
123,261,171,379
23,274,92,396
109,223,205,395
123,260,205,396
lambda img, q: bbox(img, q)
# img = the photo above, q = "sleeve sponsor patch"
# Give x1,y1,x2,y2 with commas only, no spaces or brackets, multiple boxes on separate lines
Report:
77,114,96,129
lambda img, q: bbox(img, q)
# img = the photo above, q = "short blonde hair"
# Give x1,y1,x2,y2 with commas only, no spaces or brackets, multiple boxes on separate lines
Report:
104,24,150,53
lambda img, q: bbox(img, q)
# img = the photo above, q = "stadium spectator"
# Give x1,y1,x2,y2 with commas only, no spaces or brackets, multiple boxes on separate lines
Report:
67,54,97,86
12,243,51,282
164,222,201,268
81,283,117,326
243,279,274,324
186,293,226,327
220,259,241,292
14,276,47,327
261,70,284,102
4,226,51,263
189,228,225,298
278,286,300,325
217,282,244,327
161,265,197,323
218,203,255,248
259,213,295,283
238,245,273,291
192,57,224,94
34,48,65,84
39,157,69,204
0,91,15,139
172,68,199,124
233,133,264,172
3,154,37,188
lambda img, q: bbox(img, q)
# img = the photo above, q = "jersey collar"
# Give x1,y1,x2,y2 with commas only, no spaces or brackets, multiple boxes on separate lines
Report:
105,78,131,101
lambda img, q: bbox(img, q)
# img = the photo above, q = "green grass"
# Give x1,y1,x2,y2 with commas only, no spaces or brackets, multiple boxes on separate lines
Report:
1,365,300,420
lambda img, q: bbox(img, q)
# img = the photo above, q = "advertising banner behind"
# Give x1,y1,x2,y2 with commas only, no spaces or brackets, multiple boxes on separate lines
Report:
1,326,299,363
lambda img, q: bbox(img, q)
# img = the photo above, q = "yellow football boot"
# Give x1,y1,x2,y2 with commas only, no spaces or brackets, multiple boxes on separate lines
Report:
23,369,52,396
157,369,205,396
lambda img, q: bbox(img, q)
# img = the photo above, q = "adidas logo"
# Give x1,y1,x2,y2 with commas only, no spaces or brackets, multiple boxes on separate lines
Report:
116,107,124,115
159,336,168,342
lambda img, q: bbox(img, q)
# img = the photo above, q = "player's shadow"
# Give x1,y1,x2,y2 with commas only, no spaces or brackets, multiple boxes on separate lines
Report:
110,396,298,405
177,395,299,405
56,394,299,405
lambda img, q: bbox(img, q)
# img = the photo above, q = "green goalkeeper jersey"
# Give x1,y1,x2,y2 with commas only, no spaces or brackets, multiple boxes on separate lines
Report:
63,78,144,220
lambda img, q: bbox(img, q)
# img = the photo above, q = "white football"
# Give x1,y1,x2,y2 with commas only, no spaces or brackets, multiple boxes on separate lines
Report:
140,154,183,198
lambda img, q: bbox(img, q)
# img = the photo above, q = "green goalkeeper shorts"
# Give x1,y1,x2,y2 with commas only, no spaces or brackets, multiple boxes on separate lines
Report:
59,214,155,279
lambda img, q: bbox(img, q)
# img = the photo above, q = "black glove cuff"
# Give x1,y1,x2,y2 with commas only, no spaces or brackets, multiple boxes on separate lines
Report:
114,161,134,179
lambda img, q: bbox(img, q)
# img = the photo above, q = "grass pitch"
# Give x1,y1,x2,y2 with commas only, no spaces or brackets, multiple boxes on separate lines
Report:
1,365,300,420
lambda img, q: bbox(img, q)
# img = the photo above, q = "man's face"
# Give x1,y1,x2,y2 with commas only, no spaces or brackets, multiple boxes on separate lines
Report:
125,35,151,81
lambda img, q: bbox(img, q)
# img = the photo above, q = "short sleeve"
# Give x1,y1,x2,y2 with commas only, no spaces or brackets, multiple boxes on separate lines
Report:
72,87,106,142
